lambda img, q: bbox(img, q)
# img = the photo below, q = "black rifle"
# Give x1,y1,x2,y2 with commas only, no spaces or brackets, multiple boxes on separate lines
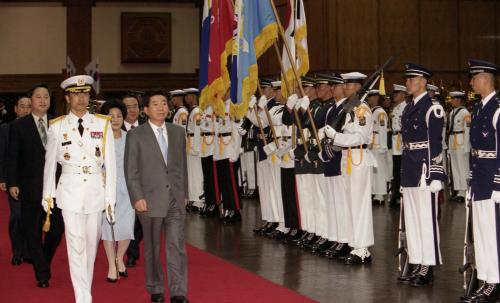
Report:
459,198,478,300
395,197,410,279
324,56,395,158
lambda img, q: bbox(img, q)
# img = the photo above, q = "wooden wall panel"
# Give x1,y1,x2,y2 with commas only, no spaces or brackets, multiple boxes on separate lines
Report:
379,0,419,72
496,1,500,64
420,0,459,71
325,0,338,70
337,0,379,70
302,0,327,71
459,0,497,70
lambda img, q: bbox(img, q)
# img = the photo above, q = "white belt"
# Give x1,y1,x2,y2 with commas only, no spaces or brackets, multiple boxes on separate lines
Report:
403,141,429,150
471,149,497,159
62,165,101,175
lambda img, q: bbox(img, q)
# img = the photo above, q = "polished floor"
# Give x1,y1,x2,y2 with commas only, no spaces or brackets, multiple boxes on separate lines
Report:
185,198,467,303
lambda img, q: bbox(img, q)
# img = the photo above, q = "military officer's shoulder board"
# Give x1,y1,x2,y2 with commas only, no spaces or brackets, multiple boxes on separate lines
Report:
49,115,66,125
94,113,112,121
425,103,445,126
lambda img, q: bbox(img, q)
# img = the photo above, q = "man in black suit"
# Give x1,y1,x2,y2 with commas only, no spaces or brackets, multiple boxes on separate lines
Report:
0,95,32,265
121,92,147,267
7,84,64,288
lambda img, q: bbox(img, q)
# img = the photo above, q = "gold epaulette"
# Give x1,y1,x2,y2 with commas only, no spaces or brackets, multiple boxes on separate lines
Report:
49,115,66,125
95,113,112,120
355,103,370,119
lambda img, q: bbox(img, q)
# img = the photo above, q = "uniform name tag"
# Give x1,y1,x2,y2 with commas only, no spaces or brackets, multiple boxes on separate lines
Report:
91,132,103,139
62,141,72,146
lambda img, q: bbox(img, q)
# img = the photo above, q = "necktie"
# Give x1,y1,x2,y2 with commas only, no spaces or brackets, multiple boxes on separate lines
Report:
78,118,84,136
157,127,168,163
38,118,47,146
131,124,135,129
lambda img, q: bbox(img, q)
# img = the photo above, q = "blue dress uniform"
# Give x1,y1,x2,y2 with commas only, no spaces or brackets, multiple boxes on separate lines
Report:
400,63,445,286
466,59,500,302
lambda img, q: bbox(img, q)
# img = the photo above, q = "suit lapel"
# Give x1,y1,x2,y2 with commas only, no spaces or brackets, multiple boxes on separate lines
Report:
165,123,175,170
27,116,44,151
145,122,168,170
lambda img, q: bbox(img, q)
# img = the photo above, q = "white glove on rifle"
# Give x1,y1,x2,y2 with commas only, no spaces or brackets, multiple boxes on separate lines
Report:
263,142,277,156
248,95,257,109
300,96,310,111
318,127,326,140
429,180,442,193
324,125,337,140
286,94,299,110
258,96,269,110
106,203,116,224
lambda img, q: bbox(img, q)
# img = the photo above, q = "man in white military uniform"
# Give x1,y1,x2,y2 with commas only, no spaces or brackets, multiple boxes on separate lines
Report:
42,75,116,303
324,72,376,265
184,88,204,212
447,91,470,203
367,89,389,205
389,84,407,209
170,90,189,127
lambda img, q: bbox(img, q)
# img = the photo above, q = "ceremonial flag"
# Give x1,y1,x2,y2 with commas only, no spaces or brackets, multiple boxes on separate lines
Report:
84,57,100,95
281,0,309,97
198,0,212,109
66,56,77,78
199,0,235,114
230,0,278,118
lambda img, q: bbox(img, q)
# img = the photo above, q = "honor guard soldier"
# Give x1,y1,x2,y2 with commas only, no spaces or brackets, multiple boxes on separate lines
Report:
389,84,408,209
42,75,116,303
324,72,377,265
367,89,389,205
462,59,500,303
213,93,242,223
238,116,259,198
170,90,189,127
398,63,445,286
184,88,204,212
447,91,470,203
198,105,219,217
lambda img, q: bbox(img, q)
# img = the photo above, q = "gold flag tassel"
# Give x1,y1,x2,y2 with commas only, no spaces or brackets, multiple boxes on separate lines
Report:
396,133,401,150
42,197,52,232
379,72,386,95
219,137,224,156
202,140,207,154
453,133,458,150
186,137,192,154
346,148,353,175
272,153,277,164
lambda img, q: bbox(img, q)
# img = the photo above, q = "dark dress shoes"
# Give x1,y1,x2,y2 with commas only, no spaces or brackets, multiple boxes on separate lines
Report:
151,293,165,302
410,266,433,287
170,296,189,303
37,280,49,288
253,222,269,233
119,270,128,278
397,264,420,284
463,282,499,303
107,277,118,283
11,256,23,266
344,253,372,265
126,257,137,268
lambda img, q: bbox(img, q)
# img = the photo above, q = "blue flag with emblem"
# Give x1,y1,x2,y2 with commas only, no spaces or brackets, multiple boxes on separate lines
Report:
229,0,278,119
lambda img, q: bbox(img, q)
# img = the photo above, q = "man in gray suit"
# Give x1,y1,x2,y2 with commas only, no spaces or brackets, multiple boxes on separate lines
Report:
124,90,189,303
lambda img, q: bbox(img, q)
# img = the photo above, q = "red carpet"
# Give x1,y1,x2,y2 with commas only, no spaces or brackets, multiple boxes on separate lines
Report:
0,192,317,302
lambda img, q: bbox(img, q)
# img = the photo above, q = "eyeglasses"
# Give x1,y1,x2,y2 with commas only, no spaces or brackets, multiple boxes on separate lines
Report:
126,104,139,109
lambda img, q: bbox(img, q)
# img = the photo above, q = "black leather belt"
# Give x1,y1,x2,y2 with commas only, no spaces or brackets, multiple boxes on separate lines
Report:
187,133,195,137
201,132,214,136
393,131,401,135
218,133,232,137
451,131,464,134
342,144,368,150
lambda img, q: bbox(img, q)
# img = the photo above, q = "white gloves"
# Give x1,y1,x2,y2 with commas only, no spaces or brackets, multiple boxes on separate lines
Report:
286,94,299,110
491,190,500,203
324,125,337,139
300,96,310,111
263,142,277,156
249,95,257,109
42,197,54,213
318,127,326,140
429,180,442,193
106,203,115,224
237,126,247,136
258,96,269,109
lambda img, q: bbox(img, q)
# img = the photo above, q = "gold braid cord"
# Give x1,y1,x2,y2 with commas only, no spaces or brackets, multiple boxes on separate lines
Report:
42,197,53,232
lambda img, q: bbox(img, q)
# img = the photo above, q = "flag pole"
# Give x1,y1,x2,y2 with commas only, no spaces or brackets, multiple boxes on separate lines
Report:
257,84,279,148
269,0,321,152
272,42,308,151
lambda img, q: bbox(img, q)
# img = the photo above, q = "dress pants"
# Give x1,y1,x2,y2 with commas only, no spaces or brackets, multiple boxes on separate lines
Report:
22,200,64,282
401,188,442,266
391,155,402,202
325,176,348,243
201,156,218,206
295,174,314,233
187,154,204,208
472,199,500,283
281,168,300,229
449,149,469,198
257,160,272,222
240,151,257,192
216,159,241,211
126,216,143,262
8,194,28,259
312,174,328,239
62,210,101,303
139,200,188,297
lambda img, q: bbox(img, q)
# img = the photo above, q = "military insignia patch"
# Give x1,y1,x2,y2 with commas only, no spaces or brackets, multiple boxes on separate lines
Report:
63,133,68,141
95,147,101,157
91,132,103,139
62,141,72,146
64,152,71,160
